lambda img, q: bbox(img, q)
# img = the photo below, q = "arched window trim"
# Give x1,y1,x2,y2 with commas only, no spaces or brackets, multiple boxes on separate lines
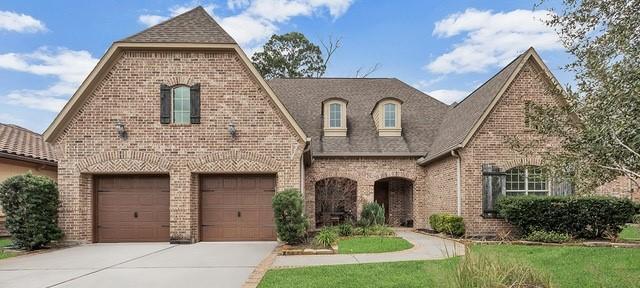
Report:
171,85,191,124
373,98,402,136
505,165,549,196
323,99,347,136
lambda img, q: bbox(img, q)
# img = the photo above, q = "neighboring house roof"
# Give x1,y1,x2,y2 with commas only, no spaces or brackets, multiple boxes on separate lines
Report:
268,78,450,155
0,123,57,165
119,6,236,44
44,6,308,143
419,48,563,164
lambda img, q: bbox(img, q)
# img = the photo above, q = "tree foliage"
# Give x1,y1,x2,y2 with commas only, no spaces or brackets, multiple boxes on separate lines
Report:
251,32,327,79
529,0,640,192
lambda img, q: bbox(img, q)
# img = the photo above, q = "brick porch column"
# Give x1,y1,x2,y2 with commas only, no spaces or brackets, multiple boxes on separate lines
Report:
356,181,374,219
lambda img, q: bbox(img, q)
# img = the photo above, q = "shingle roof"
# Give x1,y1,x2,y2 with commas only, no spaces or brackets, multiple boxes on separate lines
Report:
0,123,56,164
424,52,527,161
119,6,236,44
268,78,450,155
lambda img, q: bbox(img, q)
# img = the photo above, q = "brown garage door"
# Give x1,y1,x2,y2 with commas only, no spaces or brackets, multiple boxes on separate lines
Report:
95,175,170,242
200,174,276,241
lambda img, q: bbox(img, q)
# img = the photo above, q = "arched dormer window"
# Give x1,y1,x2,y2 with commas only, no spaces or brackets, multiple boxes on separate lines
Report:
372,98,402,136
505,166,549,196
323,99,347,137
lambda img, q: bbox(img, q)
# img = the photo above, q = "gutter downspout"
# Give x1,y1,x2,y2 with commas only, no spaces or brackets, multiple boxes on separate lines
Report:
451,150,462,216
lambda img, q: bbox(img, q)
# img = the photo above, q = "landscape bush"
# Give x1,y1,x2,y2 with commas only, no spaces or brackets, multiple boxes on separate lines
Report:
524,230,571,243
313,226,338,247
272,188,308,244
455,250,551,288
359,202,385,227
497,196,635,239
429,213,465,237
0,173,63,250
337,223,353,237
632,214,640,224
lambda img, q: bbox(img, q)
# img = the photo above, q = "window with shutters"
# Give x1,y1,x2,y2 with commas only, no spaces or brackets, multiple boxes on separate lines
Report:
172,86,191,124
505,166,549,196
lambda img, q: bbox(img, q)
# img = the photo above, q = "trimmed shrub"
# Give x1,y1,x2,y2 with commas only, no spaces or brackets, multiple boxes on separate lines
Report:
525,230,571,243
314,226,338,247
272,188,308,244
455,251,551,288
360,202,385,227
0,173,63,250
429,213,465,237
497,196,635,239
632,214,640,224
337,223,353,237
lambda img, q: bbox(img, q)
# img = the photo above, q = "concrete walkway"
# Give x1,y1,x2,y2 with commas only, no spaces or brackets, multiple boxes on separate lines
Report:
272,230,465,268
0,241,277,288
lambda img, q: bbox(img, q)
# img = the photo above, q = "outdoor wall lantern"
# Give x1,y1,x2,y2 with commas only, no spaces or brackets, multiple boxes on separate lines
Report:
115,120,127,139
228,122,237,140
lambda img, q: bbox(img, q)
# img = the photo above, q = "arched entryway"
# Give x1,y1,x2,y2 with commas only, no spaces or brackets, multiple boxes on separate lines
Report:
315,177,357,227
374,177,414,227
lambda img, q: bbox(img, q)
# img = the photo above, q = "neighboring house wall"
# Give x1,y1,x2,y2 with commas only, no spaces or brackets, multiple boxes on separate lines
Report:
0,157,57,236
458,59,562,237
52,50,303,243
304,157,428,228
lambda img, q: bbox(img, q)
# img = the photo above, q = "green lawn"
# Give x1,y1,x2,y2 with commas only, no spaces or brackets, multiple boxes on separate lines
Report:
620,225,640,241
338,236,413,254
259,245,640,288
0,238,16,260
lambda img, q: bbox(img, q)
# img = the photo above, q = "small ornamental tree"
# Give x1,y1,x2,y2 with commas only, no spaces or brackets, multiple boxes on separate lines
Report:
0,173,63,250
360,202,385,227
272,188,308,244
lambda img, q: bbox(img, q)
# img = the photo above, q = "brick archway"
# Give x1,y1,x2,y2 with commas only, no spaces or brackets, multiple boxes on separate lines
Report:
314,177,357,227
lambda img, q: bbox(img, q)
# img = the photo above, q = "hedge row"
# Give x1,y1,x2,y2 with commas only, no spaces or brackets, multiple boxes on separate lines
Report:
496,196,635,239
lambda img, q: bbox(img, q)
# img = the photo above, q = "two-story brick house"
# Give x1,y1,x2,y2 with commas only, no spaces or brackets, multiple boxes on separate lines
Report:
44,7,636,243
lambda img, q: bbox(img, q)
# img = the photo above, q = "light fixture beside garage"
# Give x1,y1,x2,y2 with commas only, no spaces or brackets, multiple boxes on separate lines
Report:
115,120,127,139
228,121,237,140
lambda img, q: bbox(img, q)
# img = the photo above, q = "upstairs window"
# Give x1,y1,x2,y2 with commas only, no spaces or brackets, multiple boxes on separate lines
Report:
172,86,191,124
384,103,396,128
329,103,342,128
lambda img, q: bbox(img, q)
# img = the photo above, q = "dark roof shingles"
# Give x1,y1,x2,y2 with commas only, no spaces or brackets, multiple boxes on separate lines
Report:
268,78,450,154
119,6,236,44
0,123,56,163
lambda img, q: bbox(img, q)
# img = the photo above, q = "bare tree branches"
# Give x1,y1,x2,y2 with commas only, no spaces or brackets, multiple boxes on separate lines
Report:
318,36,342,77
354,63,381,78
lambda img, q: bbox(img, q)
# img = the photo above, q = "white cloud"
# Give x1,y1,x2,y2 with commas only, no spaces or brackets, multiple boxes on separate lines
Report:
426,9,561,74
427,89,470,104
0,113,24,125
0,10,46,33
138,1,354,50
0,48,98,112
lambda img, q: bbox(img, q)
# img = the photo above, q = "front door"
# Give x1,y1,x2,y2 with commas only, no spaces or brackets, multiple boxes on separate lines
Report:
373,181,389,223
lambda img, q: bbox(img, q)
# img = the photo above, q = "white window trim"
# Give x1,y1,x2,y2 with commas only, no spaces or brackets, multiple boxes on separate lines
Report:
323,99,347,137
171,86,191,124
504,166,550,196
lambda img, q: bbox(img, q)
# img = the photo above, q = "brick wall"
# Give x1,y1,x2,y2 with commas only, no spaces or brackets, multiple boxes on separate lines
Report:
304,157,427,228
458,59,562,237
53,49,303,243
423,156,458,228
596,176,639,202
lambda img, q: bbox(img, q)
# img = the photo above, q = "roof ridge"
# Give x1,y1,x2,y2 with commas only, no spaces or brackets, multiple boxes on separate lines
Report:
0,123,40,135
269,77,396,80
118,6,203,42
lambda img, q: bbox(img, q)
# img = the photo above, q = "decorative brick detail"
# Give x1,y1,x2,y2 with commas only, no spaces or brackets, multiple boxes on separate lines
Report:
188,150,280,172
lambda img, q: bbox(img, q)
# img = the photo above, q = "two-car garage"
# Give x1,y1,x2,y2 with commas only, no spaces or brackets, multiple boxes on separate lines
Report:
94,174,276,243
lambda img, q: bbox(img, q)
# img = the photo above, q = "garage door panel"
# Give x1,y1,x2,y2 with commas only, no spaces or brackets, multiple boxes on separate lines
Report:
96,175,169,243
200,174,276,241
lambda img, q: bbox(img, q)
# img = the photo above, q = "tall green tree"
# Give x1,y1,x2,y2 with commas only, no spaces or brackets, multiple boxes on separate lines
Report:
251,32,327,79
529,0,640,192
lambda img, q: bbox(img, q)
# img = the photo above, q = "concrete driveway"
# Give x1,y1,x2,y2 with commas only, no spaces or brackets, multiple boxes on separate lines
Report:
0,241,277,288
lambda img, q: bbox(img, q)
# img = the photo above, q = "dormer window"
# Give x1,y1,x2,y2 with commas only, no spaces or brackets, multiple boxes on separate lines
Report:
323,99,347,137
372,98,402,136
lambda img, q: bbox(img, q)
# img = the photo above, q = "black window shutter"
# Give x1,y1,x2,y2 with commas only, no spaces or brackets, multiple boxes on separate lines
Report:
160,84,171,124
190,83,201,124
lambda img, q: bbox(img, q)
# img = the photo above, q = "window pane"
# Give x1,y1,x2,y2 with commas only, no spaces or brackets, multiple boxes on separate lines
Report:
505,167,526,194
384,103,395,128
329,103,341,128
173,86,190,124
527,167,547,192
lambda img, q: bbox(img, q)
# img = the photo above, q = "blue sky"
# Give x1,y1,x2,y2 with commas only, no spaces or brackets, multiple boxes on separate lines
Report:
0,0,571,133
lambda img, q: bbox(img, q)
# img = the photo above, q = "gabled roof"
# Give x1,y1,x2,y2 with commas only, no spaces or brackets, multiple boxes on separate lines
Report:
0,123,56,164
119,6,236,44
419,48,563,164
268,78,450,155
44,7,307,143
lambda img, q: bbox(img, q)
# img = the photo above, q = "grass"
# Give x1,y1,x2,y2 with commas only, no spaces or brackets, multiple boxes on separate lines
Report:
338,236,413,254
259,244,640,288
620,225,640,241
0,238,16,260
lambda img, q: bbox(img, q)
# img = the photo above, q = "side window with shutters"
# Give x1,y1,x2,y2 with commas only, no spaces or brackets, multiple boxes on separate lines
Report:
159,83,200,124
